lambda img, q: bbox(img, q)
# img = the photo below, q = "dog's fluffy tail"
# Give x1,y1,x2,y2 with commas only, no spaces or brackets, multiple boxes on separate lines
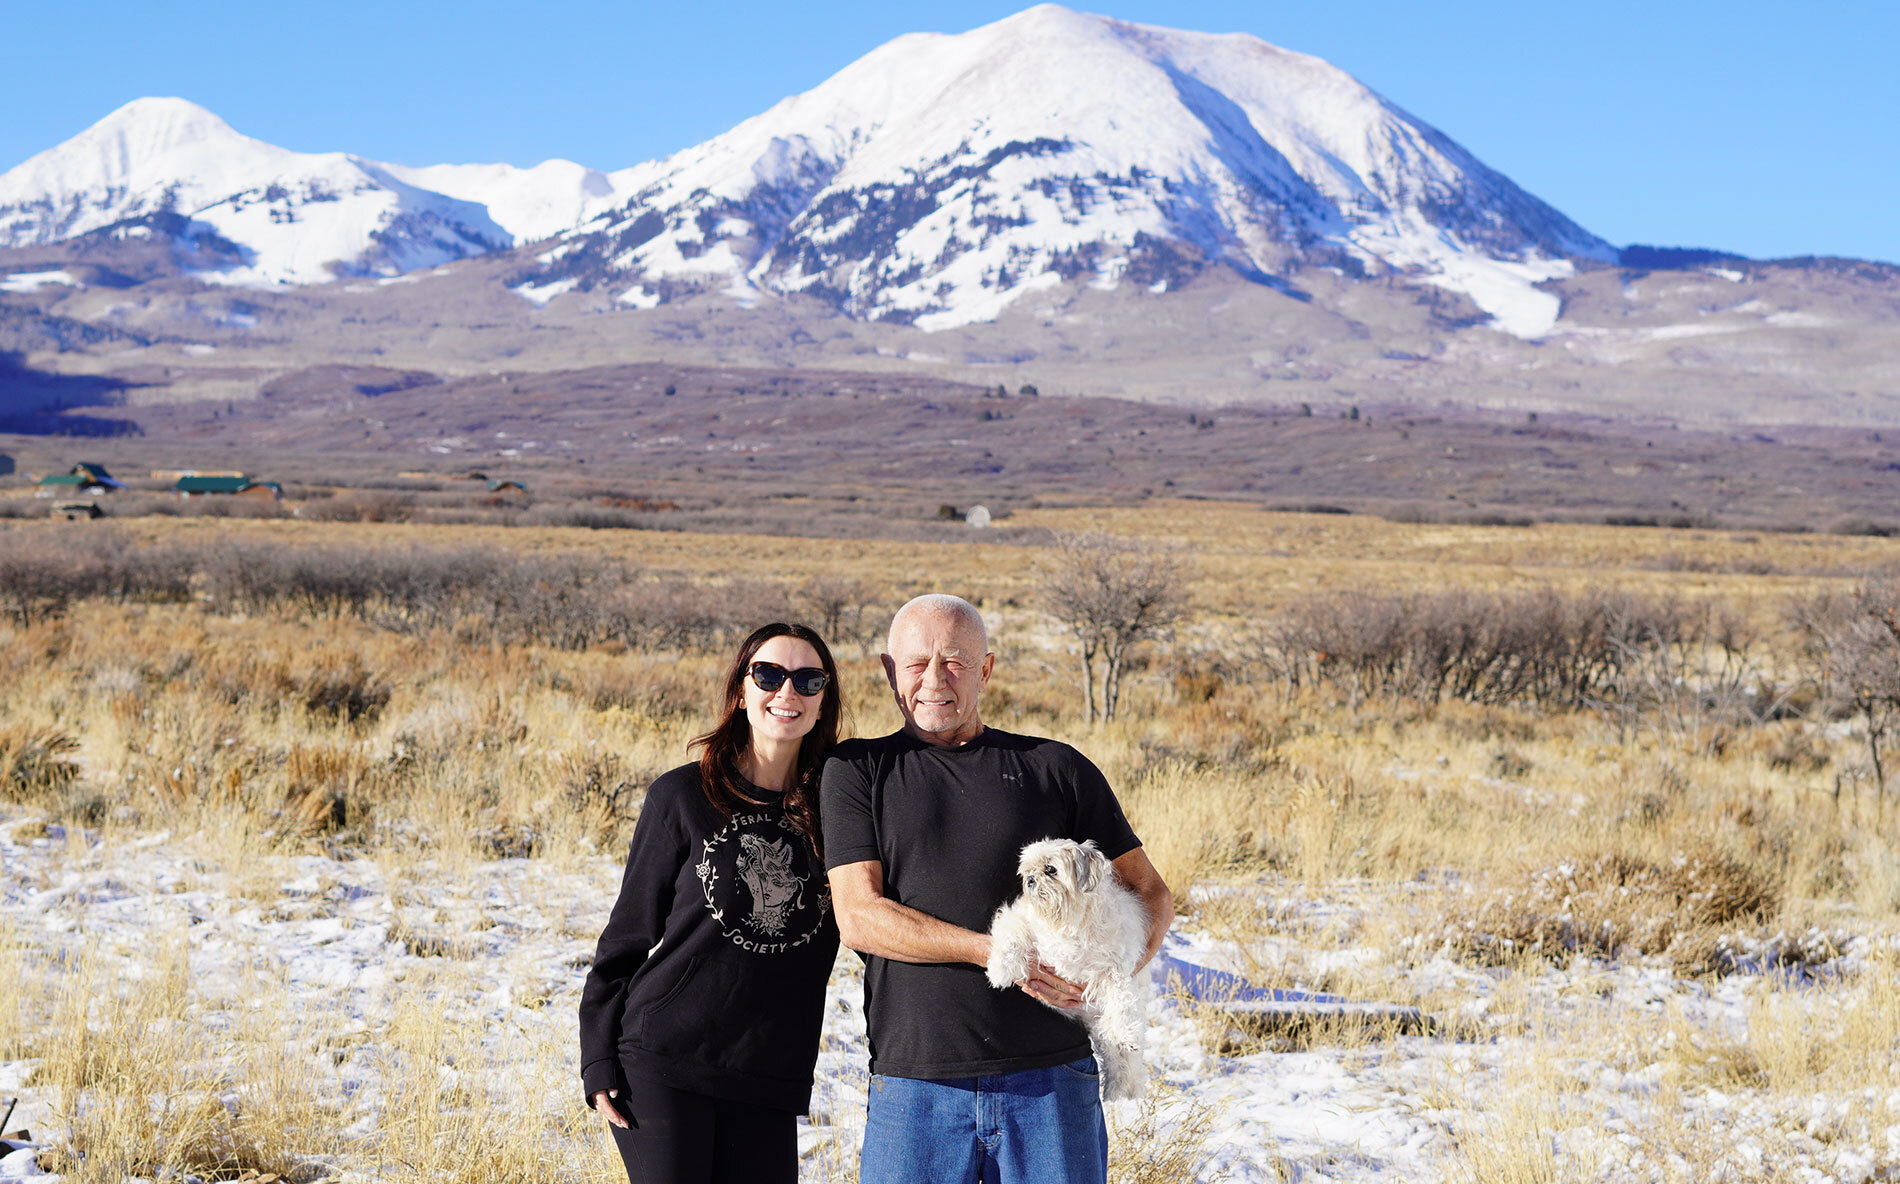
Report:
1093,1037,1146,1101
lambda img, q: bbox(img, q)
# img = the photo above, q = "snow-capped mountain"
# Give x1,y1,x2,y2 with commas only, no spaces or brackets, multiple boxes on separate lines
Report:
0,8,1617,337
0,97,510,284
530,4,1614,336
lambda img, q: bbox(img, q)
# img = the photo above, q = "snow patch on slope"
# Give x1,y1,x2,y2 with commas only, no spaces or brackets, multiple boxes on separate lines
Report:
381,159,625,245
0,269,81,293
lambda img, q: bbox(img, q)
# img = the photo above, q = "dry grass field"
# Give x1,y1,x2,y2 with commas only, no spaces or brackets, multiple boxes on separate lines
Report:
6,504,1900,1182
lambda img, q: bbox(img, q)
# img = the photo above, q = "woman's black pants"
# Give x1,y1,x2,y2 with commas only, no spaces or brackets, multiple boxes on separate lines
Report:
607,1076,797,1184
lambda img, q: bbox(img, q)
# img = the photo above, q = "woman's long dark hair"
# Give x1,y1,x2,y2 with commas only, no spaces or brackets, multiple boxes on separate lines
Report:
690,622,842,860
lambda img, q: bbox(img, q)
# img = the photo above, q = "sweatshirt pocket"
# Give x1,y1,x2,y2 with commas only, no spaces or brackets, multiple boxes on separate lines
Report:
637,955,703,1017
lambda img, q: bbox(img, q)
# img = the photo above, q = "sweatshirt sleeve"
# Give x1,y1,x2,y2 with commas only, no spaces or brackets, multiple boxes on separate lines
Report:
578,769,692,1107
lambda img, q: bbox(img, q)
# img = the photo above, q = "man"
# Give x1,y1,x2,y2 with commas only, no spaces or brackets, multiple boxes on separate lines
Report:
822,593,1174,1184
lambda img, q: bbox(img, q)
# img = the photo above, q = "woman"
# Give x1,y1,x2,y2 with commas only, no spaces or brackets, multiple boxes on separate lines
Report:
579,623,844,1184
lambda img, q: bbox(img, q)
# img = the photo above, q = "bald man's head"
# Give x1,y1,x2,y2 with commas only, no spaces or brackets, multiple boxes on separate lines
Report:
882,594,993,746
886,594,988,657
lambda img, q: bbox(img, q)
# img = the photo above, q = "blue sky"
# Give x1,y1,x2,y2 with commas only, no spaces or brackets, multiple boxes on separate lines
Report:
3,1,1893,261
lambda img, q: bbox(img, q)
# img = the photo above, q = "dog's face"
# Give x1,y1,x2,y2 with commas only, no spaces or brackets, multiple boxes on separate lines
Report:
1017,838,1107,921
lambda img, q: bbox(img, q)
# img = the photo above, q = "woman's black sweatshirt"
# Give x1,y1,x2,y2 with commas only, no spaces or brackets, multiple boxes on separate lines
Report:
578,763,839,1114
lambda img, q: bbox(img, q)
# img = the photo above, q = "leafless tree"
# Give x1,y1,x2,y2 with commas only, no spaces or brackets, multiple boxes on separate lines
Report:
1792,583,1900,801
1037,532,1187,723
794,574,881,650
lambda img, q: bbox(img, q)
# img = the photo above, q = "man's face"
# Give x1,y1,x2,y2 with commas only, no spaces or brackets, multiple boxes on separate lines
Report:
883,609,994,745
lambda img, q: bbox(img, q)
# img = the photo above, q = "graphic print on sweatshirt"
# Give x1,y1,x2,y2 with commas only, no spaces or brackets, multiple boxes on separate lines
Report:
694,811,830,954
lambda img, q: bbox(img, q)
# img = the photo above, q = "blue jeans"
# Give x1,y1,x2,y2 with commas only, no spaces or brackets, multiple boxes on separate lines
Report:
858,1056,1107,1184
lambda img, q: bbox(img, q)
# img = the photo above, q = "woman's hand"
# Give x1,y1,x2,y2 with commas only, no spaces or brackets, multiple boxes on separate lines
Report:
591,1088,630,1129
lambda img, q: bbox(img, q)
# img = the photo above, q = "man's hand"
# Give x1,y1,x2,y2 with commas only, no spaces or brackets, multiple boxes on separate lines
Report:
1017,960,1086,1009
591,1089,629,1129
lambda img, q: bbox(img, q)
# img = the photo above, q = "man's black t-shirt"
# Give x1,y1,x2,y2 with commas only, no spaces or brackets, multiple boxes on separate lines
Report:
820,727,1141,1079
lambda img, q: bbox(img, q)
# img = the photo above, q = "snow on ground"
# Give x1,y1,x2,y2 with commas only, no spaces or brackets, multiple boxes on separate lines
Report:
0,808,1887,1182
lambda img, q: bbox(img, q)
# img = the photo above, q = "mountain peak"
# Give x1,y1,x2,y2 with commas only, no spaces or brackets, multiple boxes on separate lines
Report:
4,95,277,203
66,97,259,183
543,6,1609,335
93,96,238,143
0,97,506,282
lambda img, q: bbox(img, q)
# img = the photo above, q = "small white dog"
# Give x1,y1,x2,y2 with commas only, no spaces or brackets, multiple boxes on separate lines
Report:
986,838,1149,1100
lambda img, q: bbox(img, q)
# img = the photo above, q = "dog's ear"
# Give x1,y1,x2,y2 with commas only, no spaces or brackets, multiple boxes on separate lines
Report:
1072,842,1103,892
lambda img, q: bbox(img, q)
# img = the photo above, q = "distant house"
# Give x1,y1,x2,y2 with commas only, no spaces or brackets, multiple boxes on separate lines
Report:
487,480,529,494
151,468,244,482
35,463,125,497
175,474,283,499
176,475,251,496
72,462,124,487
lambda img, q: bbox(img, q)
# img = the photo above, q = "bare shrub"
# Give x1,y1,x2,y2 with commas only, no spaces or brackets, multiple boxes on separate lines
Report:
204,542,379,618
561,752,641,846
793,574,882,649
523,504,662,531
295,490,416,523
1423,849,1780,967
295,656,394,725
1037,532,1188,722
567,663,705,720
198,540,642,648
104,541,203,604
0,725,81,805
0,529,211,623
0,530,110,625
1255,585,1762,731
280,744,375,835
597,577,790,652
1791,582,1900,794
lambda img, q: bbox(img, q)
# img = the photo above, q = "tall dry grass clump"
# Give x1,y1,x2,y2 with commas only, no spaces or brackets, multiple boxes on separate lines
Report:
30,934,333,1183
1450,1030,1605,1184
1107,1079,1233,1184
1421,848,1781,969
360,975,619,1184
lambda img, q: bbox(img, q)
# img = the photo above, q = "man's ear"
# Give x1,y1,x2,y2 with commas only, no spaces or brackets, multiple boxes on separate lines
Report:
881,653,897,689
979,650,996,687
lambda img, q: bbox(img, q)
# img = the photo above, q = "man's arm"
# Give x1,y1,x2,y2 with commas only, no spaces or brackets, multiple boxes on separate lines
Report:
1111,847,1174,968
828,860,990,966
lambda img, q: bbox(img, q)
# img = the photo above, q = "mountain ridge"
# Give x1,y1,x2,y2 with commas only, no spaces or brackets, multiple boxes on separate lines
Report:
1,8,1626,337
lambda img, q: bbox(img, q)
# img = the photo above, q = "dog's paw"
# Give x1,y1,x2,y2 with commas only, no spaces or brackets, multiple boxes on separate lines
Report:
985,953,1025,990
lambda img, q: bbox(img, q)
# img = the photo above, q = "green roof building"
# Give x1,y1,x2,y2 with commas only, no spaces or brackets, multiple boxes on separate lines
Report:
36,464,125,495
175,475,252,495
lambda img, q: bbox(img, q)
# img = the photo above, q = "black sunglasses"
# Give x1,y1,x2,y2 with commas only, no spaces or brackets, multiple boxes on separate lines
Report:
749,661,830,697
